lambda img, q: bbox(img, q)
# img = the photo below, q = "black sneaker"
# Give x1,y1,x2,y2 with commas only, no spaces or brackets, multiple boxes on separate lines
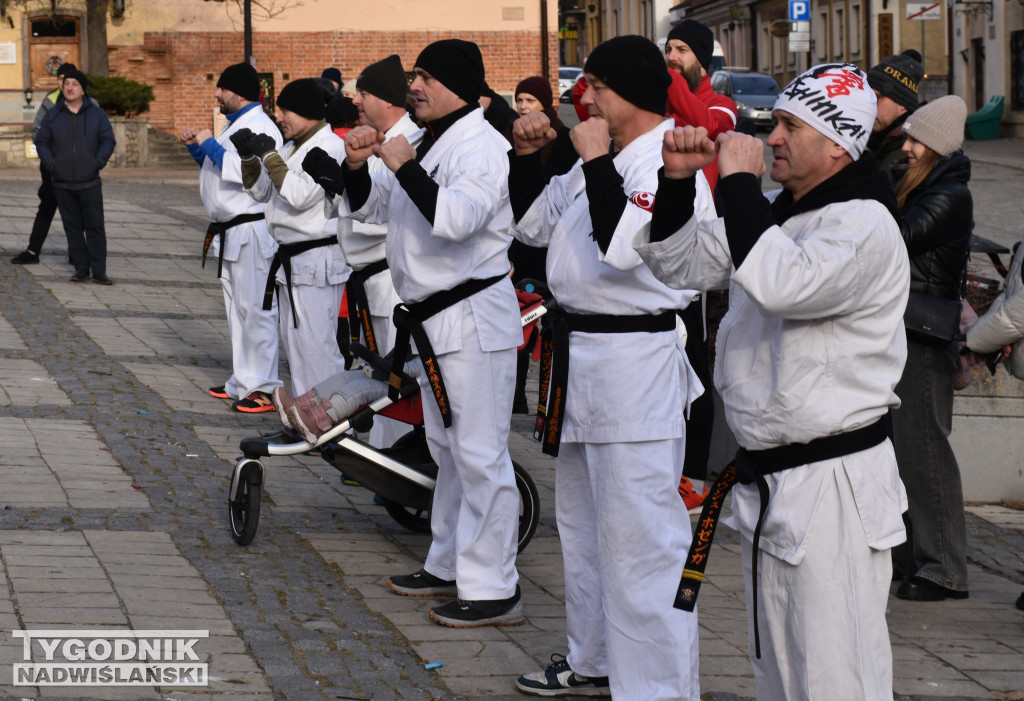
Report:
515,654,610,697
209,385,230,399
70,273,89,282
387,569,456,598
232,390,276,413
92,275,113,286
11,251,39,264
429,585,524,628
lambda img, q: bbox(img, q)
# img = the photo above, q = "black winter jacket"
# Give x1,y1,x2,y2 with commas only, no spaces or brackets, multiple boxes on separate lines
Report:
35,95,115,190
897,150,973,300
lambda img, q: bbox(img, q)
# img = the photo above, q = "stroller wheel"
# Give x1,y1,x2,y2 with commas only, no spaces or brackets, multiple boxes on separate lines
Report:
228,459,263,545
381,499,431,533
513,460,540,553
380,460,541,553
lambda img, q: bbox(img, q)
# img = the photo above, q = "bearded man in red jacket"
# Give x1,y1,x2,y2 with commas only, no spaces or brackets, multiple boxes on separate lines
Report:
664,20,737,192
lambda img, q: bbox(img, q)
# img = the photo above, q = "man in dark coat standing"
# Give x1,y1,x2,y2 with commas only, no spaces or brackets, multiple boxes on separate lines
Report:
36,69,116,284
866,49,924,181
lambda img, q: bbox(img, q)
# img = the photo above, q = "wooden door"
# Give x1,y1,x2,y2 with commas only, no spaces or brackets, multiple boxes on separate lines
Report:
28,16,80,89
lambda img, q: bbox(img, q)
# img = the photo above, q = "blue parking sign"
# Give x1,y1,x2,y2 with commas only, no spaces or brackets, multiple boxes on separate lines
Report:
789,0,810,21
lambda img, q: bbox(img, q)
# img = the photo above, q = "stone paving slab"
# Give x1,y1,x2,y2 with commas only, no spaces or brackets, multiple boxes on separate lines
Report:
0,361,70,407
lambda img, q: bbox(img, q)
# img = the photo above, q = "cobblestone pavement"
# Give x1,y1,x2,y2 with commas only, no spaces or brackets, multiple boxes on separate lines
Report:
0,142,1022,701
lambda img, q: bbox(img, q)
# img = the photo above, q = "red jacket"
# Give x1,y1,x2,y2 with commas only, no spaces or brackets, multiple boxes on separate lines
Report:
667,72,737,193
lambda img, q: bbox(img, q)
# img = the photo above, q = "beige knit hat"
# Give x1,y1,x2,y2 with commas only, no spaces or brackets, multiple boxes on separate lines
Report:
903,95,968,156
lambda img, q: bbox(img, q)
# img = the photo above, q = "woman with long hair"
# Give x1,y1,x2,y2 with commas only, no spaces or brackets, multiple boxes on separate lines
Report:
891,95,973,602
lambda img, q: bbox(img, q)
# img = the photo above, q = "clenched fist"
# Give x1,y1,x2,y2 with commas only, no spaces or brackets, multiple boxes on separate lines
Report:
661,126,717,179
512,112,556,155
229,127,255,158
570,117,611,163
345,125,385,170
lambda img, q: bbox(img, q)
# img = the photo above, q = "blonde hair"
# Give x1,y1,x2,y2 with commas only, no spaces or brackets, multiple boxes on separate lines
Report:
894,138,942,209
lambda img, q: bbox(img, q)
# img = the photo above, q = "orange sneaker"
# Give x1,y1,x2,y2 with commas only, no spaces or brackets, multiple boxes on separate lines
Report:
678,475,709,515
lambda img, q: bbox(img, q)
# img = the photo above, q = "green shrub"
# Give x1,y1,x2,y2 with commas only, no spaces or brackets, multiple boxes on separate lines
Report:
85,73,155,117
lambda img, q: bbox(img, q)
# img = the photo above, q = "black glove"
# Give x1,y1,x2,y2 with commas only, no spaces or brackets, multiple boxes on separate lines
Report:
247,132,277,159
302,146,346,196
229,128,255,158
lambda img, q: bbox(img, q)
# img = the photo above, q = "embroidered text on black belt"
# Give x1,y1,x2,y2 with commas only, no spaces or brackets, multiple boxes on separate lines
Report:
535,310,678,456
203,212,265,278
345,258,390,353
390,273,508,428
262,235,339,328
673,418,890,659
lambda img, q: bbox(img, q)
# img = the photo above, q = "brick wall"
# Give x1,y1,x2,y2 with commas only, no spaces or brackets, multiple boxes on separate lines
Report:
109,30,560,135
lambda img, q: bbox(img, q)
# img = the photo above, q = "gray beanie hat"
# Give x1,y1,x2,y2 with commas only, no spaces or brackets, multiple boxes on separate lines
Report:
903,95,968,156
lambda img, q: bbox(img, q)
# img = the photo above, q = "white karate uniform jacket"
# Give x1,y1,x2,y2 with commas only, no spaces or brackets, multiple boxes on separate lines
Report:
328,113,421,355
636,192,910,559
200,106,280,263
513,118,707,443
343,108,521,352
246,124,351,286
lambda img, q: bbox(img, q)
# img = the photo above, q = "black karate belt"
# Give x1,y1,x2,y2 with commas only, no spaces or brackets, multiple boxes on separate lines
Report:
535,309,678,457
345,257,390,353
389,273,508,429
202,212,265,279
673,418,890,659
262,235,339,328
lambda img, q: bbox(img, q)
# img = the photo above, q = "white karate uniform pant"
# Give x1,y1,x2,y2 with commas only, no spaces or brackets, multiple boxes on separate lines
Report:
419,311,519,600
278,281,346,396
557,439,700,701
742,468,894,701
219,234,280,400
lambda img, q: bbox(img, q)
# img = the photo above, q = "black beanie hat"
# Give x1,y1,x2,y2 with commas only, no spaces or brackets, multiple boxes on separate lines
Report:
667,20,714,72
867,49,924,112
62,69,89,91
325,95,359,128
321,67,342,85
277,78,326,120
217,62,261,102
56,62,78,77
414,39,485,104
357,54,409,108
584,35,671,116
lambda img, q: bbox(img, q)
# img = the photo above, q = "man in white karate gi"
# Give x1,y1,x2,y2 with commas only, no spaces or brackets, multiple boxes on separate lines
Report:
239,78,351,396
635,63,910,701
508,35,708,700
180,62,282,413
339,39,523,628
285,55,421,449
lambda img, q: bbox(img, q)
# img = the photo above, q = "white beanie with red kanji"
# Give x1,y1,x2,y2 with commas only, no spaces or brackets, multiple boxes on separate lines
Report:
773,63,877,160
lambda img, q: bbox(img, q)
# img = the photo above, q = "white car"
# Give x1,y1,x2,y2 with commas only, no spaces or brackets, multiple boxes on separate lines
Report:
558,66,584,103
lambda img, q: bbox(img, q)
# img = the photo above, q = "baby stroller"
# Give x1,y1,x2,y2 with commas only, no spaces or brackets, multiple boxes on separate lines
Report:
227,283,554,552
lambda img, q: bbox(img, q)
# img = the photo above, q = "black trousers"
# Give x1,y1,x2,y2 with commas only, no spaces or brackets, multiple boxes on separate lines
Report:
27,163,59,254
54,183,107,278
681,301,714,480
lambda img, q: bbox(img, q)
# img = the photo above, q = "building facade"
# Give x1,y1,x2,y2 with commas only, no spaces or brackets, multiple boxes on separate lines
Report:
590,0,1021,136
0,0,559,136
